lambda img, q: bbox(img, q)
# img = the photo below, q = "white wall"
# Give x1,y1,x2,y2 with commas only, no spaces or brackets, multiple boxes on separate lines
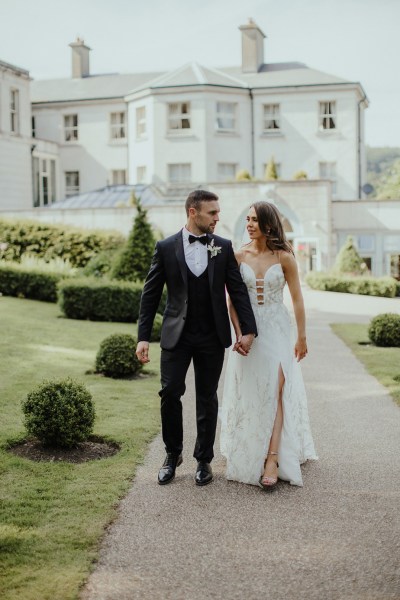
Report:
0,65,33,209
33,99,128,197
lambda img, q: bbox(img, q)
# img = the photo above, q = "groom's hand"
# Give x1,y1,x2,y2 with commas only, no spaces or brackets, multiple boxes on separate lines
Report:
237,333,255,356
136,341,150,364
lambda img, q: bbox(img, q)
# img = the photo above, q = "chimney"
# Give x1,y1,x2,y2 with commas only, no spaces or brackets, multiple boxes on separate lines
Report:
239,19,266,73
69,38,91,78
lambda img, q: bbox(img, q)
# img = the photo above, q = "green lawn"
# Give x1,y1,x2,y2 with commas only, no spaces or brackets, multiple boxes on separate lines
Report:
331,323,400,407
0,296,161,600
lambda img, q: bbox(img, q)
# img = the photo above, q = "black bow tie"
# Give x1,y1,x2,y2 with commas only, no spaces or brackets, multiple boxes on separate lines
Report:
188,234,208,245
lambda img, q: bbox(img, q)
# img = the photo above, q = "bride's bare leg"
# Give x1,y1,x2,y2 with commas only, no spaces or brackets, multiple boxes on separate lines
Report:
262,365,285,481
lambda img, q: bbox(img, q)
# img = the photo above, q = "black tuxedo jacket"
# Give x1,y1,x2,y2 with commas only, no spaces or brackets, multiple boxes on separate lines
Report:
138,230,257,350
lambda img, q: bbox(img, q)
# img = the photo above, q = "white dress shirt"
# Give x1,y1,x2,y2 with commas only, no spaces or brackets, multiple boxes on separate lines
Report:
182,227,208,276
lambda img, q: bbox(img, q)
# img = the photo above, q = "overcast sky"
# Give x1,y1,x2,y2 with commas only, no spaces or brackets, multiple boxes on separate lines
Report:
0,0,398,147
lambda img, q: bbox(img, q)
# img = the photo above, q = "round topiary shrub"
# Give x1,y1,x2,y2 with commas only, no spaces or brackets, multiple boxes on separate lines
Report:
22,378,95,448
95,333,142,378
150,313,163,342
368,313,400,347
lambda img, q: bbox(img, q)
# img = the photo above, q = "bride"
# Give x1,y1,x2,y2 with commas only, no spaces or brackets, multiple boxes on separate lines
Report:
220,201,317,490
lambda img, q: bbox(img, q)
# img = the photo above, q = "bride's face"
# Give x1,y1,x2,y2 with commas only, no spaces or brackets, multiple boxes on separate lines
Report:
246,207,262,239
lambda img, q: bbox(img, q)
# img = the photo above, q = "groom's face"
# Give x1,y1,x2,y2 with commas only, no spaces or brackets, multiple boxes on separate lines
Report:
191,200,220,234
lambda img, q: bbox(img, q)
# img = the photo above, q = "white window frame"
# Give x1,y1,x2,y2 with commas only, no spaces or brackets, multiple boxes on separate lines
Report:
319,101,337,131
110,112,126,140
111,170,127,185
136,166,147,183
33,156,57,207
168,102,191,132
319,161,337,195
65,171,80,197
216,101,237,132
10,89,19,134
136,107,146,139
64,114,78,142
217,162,237,181
168,163,191,183
263,103,280,132
357,235,375,253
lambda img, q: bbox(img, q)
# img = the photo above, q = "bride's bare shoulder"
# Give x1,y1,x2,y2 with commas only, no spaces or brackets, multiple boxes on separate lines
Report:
234,246,249,264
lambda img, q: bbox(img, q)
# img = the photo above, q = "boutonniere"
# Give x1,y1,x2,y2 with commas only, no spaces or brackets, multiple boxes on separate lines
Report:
207,239,222,258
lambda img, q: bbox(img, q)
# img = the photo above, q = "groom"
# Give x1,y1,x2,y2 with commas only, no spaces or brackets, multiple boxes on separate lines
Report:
136,190,257,486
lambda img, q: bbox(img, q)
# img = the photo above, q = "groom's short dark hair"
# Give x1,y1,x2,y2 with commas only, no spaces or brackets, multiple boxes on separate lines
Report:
185,190,219,216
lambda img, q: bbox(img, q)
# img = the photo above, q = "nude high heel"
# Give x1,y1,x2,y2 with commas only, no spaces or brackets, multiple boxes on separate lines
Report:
259,451,279,492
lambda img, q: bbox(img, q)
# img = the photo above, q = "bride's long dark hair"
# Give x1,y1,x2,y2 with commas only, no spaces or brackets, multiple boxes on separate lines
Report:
251,201,294,255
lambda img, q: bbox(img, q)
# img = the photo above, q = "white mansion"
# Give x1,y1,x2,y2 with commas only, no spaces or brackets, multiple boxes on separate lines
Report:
0,20,399,278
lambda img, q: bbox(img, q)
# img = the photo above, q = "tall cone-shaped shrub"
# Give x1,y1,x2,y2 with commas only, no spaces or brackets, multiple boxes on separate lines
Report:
264,157,279,181
334,235,366,275
111,198,156,282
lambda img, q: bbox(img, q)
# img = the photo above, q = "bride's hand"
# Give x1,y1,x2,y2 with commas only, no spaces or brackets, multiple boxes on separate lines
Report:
233,333,242,352
294,337,308,362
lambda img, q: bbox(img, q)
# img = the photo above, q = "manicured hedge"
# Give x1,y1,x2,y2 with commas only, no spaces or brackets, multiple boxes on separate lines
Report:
0,218,124,267
305,272,397,298
368,313,400,347
0,262,66,302
58,278,143,322
58,278,167,323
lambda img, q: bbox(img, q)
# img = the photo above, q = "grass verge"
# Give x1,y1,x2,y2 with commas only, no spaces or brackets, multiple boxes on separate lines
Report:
0,296,161,600
331,323,400,407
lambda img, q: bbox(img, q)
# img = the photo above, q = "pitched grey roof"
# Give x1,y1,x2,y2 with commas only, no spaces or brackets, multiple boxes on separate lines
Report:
31,61,361,104
48,184,163,208
31,71,162,104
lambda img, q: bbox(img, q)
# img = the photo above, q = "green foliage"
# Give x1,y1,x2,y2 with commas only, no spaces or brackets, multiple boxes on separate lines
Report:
235,169,252,181
293,170,308,180
375,158,400,200
22,378,95,447
111,200,156,282
150,313,163,342
366,146,400,198
95,333,142,378
58,277,143,322
0,218,124,267
0,261,67,302
334,236,366,275
81,248,122,278
305,272,397,298
368,313,400,347
264,157,279,181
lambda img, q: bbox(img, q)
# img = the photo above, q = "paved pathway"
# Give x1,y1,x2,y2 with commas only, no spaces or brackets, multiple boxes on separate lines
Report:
82,291,400,600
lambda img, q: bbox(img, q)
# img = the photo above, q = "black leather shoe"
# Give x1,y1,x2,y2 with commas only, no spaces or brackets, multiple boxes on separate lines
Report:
195,461,213,486
157,453,183,485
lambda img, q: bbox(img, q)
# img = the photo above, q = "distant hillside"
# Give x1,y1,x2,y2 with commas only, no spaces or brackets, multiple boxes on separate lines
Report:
366,146,400,199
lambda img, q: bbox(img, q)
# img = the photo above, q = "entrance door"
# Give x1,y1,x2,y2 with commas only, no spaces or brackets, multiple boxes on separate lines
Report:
293,238,321,278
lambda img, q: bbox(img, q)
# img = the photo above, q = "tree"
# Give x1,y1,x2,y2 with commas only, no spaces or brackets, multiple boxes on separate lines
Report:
111,198,156,282
264,157,278,181
376,158,400,200
333,235,366,275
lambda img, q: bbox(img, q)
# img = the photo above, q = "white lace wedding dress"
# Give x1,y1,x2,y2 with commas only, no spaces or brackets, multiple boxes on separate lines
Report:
220,261,317,487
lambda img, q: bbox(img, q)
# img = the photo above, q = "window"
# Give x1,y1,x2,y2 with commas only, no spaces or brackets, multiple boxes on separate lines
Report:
10,89,19,134
319,101,336,130
32,116,36,138
216,102,236,132
136,166,147,183
32,156,57,207
110,112,126,139
111,170,127,185
357,235,374,252
168,163,191,183
65,171,80,197
263,104,280,132
319,162,337,195
168,102,190,131
64,115,78,142
390,254,400,280
136,107,146,138
217,163,237,181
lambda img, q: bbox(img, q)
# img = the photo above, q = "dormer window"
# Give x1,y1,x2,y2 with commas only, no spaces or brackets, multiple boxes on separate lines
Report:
168,102,191,131
319,101,336,130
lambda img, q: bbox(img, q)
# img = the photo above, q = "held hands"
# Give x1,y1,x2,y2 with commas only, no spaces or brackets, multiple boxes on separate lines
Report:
136,341,150,364
294,337,308,362
233,333,255,357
